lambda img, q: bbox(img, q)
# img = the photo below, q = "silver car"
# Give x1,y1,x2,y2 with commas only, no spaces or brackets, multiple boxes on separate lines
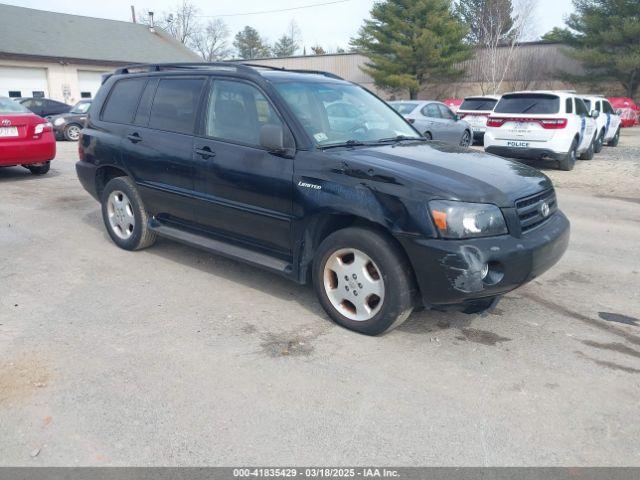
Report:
389,100,472,147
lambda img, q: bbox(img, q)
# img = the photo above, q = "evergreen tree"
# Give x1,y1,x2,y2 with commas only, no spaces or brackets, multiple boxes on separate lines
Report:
559,0,640,99
233,26,271,59
351,0,472,99
273,35,298,57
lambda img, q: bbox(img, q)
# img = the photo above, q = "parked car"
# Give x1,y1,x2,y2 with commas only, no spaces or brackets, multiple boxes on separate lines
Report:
76,63,569,336
457,95,500,144
389,100,472,147
50,100,92,141
0,96,55,175
17,97,70,118
484,91,598,171
581,95,621,150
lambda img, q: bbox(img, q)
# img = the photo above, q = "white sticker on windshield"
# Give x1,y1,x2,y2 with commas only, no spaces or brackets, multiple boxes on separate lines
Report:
314,132,328,142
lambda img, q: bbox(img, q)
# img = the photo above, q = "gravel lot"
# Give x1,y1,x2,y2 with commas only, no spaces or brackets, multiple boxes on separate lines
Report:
1,129,639,466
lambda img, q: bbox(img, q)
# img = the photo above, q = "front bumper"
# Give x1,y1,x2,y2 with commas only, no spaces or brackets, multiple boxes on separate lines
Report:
0,132,56,166
398,211,570,307
486,146,566,161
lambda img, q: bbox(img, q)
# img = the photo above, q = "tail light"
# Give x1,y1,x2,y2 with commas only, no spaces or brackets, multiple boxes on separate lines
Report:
539,118,567,129
487,117,506,127
34,121,52,135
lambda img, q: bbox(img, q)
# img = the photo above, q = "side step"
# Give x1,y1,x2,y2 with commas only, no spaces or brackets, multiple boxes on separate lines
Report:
148,219,292,274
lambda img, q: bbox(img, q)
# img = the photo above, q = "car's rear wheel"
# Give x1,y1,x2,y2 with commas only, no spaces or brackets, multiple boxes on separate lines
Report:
594,130,605,153
313,227,415,335
559,139,578,171
579,133,595,160
459,130,471,148
64,124,82,142
25,162,50,175
101,176,156,251
608,127,620,147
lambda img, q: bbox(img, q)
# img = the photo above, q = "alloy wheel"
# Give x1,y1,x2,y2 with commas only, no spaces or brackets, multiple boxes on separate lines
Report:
323,248,385,321
107,190,135,240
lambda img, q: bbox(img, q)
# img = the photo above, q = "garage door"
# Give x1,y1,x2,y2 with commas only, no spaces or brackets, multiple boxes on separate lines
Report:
0,66,49,98
77,70,106,99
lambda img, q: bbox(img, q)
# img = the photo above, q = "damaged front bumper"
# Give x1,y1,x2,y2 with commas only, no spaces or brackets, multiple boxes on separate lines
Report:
397,211,570,308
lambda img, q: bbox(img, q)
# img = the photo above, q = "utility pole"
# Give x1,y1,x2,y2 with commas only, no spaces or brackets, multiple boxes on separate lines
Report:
130,5,136,23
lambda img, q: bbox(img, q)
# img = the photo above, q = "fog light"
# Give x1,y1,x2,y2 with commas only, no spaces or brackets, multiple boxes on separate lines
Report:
480,263,489,280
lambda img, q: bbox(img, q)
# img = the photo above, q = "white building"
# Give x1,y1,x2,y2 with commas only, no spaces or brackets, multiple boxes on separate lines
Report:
0,4,199,104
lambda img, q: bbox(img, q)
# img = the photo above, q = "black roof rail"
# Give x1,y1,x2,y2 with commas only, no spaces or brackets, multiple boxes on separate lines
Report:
110,62,345,81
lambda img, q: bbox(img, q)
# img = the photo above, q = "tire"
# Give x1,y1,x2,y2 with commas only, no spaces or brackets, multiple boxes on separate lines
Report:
559,138,578,171
100,176,157,251
459,129,471,148
312,226,415,335
594,130,605,153
423,131,432,140
63,123,82,142
25,162,50,175
608,127,620,147
579,133,595,160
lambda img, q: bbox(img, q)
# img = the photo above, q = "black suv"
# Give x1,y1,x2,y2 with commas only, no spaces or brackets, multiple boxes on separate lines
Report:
76,63,570,335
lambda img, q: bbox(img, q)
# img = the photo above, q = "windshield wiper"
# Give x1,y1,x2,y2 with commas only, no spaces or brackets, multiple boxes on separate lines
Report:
376,135,425,143
521,102,539,113
319,139,370,149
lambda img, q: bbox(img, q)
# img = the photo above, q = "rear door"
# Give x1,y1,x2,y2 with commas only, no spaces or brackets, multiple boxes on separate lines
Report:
437,104,462,143
120,76,206,224
190,77,294,255
419,103,444,139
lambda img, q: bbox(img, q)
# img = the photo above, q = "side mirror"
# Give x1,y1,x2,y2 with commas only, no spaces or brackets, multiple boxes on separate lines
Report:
590,110,600,119
454,114,460,121
260,124,285,152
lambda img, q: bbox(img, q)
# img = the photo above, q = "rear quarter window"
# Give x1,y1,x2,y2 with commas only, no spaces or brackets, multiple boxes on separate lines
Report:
494,94,560,114
148,78,205,135
101,78,147,124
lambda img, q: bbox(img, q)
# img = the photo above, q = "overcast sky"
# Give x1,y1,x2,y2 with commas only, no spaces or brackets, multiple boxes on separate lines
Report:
5,0,575,53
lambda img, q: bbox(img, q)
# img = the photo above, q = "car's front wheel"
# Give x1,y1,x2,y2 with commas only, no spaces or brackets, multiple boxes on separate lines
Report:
559,139,577,171
608,127,620,147
594,130,605,153
312,227,415,335
101,176,157,251
64,124,82,142
459,130,471,148
579,133,595,160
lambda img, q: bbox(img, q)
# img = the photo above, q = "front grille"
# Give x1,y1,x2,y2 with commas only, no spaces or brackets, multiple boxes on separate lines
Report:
515,189,557,233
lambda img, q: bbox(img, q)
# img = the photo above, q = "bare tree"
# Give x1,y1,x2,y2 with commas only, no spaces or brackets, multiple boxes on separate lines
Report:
310,45,326,55
139,1,201,47
193,19,232,61
477,0,538,94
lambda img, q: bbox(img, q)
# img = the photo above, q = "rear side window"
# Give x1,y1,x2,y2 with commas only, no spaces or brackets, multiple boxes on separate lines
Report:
148,78,205,135
575,98,588,116
422,103,441,118
437,104,455,120
603,101,614,114
460,98,497,111
392,102,419,115
595,100,602,112
583,99,591,110
494,94,559,114
102,78,146,124
565,98,573,113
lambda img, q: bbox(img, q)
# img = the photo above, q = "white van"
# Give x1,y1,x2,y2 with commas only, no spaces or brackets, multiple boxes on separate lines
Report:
484,91,598,171
581,95,622,151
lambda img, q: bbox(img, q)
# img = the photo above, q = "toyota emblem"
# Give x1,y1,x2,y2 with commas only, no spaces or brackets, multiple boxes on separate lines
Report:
1,119,11,126
540,201,550,218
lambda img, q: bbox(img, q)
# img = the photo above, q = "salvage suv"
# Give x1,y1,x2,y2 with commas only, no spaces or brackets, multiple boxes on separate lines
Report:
76,63,570,335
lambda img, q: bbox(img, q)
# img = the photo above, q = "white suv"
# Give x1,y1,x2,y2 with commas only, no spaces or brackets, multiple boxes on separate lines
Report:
581,95,622,152
484,91,598,171
457,95,500,144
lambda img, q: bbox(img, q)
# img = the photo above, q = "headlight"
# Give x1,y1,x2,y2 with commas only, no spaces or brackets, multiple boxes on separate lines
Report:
53,118,65,126
429,200,507,239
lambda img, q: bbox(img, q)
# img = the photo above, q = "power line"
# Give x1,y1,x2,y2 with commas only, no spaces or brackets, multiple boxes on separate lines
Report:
195,0,353,18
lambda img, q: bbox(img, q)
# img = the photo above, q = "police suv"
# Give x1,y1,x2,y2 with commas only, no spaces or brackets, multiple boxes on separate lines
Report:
484,91,598,171
581,95,621,152
457,95,500,144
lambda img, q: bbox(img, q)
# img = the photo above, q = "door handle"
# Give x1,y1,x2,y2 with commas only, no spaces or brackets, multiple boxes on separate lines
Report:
127,132,142,143
195,146,215,159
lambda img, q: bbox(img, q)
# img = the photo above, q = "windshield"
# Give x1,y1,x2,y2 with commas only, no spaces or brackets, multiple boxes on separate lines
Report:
0,97,30,114
494,94,559,114
390,102,420,115
460,98,497,111
274,81,420,147
70,102,91,114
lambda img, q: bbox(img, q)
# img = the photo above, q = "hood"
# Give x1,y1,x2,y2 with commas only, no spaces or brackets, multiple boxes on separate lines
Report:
332,141,552,207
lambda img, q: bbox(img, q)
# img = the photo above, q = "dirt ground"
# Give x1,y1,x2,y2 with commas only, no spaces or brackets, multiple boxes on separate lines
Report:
1,128,639,466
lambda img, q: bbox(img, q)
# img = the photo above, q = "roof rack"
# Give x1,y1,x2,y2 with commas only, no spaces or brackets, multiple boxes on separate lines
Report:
110,62,344,81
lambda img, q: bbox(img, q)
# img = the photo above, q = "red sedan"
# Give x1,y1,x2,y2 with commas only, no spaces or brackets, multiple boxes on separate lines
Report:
0,97,56,175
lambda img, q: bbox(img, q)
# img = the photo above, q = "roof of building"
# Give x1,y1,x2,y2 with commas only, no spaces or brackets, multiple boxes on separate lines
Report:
0,4,200,65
